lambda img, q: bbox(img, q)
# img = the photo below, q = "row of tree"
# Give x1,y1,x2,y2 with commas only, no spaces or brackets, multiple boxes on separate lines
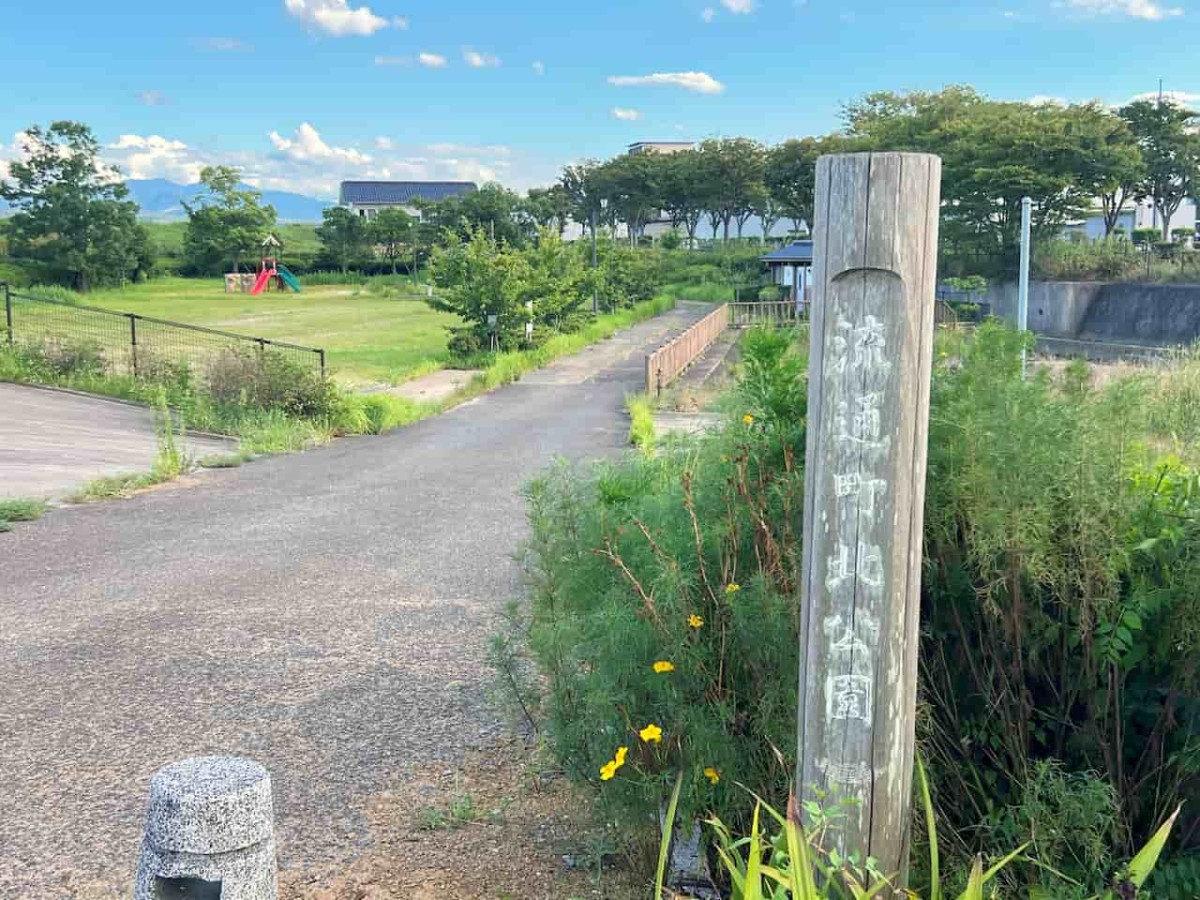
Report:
552,88,1200,272
5,91,1199,288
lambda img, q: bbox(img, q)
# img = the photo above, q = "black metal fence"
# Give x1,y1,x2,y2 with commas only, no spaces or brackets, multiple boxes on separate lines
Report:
2,284,325,378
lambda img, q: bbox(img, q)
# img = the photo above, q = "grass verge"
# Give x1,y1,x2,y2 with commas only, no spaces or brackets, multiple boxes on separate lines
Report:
0,498,47,533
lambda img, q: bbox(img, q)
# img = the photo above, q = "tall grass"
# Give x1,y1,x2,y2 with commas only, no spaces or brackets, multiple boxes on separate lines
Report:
626,393,657,453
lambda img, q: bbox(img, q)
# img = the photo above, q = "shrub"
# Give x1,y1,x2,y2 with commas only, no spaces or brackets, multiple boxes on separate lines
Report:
17,337,106,378
1034,238,1142,281
204,347,338,418
522,329,808,831
520,321,1200,884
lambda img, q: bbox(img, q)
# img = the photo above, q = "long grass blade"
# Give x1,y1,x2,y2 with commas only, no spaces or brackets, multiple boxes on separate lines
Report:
917,755,940,900
956,855,984,900
745,802,763,900
785,793,820,900
1125,805,1180,888
655,772,685,900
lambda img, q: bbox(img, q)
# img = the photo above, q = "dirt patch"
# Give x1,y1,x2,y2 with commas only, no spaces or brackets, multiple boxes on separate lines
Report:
279,740,644,900
366,370,480,404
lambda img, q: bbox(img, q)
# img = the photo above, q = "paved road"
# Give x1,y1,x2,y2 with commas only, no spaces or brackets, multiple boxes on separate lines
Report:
0,305,706,898
0,384,236,500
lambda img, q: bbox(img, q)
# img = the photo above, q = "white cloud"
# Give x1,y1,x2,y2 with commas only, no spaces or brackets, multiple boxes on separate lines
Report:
283,0,391,36
463,47,501,68
1124,89,1200,105
392,15,408,28
195,37,253,52
269,122,371,164
1,127,568,200
607,71,725,94
701,6,716,21
1060,0,1183,19
611,107,642,121
106,134,206,183
721,0,756,12
532,60,545,75
418,52,447,67
137,90,171,106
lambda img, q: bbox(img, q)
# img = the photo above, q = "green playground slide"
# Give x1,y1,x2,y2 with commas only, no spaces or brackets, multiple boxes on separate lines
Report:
276,264,302,293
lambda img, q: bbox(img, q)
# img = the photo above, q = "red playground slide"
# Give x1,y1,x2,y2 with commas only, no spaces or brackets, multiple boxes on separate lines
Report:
249,268,275,296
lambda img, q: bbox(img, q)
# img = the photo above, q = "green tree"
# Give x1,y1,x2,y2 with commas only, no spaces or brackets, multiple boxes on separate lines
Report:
560,161,605,238
696,138,766,241
181,166,277,275
0,121,150,290
422,183,530,246
846,87,1104,269
1120,99,1200,240
598,152,664,245
368,207,414,274
767,138,822,235
524,184,572,236
658,150,707,246
427,227,537,353
1059,104,1145,237
316,206,369,274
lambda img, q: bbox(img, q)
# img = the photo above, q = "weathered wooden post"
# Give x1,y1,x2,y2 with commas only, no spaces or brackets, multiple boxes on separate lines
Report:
796,152,941,877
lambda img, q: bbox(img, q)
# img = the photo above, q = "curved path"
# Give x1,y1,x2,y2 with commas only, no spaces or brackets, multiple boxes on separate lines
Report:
0,304,708,897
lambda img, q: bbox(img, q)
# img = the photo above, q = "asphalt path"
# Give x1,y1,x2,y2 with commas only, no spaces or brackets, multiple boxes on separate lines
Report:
0,304,707,897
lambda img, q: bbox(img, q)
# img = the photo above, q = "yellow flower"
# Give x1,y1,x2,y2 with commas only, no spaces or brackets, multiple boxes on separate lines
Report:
688,614,704,629
725,583,741,595
742,413,754,425
614,745,628,766
639,723,663,744
653,660,676,673
599,760,618,781
704,767,720,785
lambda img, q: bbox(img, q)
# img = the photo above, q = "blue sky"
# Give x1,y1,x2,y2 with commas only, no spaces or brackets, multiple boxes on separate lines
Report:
1,0,1196,199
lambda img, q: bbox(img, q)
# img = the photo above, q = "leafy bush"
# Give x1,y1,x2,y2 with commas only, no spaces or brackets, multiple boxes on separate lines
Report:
204,347,338,418
522,331,808,830
15,337,106,378
519,322,1200,887
1034,238,1142,281
922,324,1200,881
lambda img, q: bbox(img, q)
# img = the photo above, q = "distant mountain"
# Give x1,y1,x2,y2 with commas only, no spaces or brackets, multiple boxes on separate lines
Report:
126,179,330,223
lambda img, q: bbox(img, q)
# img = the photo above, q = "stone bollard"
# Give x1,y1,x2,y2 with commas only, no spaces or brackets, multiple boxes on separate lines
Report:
134,756,277,900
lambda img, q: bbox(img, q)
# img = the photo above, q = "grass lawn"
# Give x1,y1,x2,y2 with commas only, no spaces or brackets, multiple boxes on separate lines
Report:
81,277,460,385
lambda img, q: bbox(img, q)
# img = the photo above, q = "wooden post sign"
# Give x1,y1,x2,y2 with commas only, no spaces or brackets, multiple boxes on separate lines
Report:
796,152,941,877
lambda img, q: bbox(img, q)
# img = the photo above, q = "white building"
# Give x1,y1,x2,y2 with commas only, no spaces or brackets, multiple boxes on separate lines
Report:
1071,197,1198,240
338,181,477,220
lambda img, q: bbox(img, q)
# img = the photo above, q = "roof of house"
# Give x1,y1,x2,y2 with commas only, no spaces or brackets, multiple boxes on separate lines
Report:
760,240,814,264
339,181,478,205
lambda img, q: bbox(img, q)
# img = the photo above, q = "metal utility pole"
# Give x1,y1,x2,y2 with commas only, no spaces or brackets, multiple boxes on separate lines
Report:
1018,196,1032,377
591,207,599,314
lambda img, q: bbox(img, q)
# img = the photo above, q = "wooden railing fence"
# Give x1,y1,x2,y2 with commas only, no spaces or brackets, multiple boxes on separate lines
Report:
729,300,805,329
645,303,729,395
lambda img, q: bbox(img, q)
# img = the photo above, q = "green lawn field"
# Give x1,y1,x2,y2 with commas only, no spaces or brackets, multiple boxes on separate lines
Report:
82,277,460,385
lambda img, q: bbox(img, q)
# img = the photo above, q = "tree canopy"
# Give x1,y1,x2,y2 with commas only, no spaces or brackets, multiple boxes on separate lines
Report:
181,166,277,275
0,120,151,290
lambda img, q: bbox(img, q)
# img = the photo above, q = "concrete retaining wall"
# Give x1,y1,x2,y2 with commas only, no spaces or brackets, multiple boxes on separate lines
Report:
984,281,1200,346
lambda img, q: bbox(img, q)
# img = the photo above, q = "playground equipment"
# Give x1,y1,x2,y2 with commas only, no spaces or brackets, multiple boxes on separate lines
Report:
224,235,302,295
249,257,301,295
